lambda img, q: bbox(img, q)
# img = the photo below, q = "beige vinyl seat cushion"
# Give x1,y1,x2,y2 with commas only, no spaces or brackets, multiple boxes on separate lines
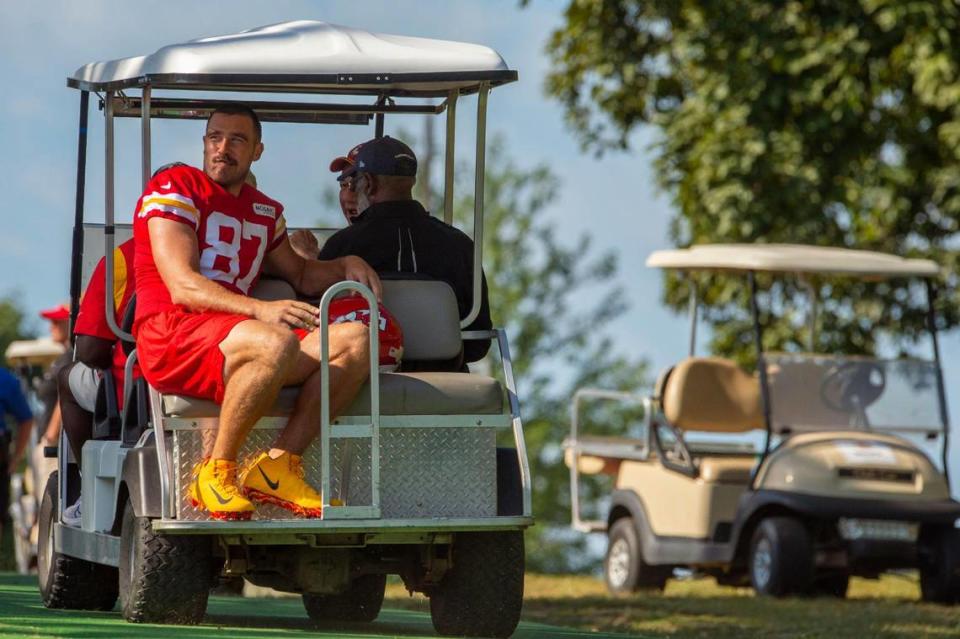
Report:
662,357,763,433
162,372,503,418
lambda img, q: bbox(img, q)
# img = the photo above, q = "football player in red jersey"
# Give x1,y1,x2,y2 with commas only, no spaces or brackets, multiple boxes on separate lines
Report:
134,104,381,520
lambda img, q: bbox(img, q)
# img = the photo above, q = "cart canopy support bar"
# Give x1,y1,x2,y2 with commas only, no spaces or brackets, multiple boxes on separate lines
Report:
68,91,89,338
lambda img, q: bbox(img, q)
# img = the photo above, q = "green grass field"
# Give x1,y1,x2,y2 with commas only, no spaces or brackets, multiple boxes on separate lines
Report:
384,573,960,638
2,570,959,638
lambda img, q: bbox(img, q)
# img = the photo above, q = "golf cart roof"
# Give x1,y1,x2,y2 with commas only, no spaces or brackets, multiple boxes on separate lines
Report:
4,338,65,366
67,20,517,97
646,244,940,278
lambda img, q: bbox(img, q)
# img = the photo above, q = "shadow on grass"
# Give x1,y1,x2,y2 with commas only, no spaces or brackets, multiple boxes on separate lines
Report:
0,573,624,639
509,592,960,639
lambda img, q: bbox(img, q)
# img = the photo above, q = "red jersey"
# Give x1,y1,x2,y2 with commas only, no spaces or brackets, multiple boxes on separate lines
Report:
133,164,287,322
75,238,138,406
75,238,136,340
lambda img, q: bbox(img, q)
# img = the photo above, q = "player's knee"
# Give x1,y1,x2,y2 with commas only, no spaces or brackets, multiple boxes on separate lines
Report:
260,328,300,363
342,322,370,361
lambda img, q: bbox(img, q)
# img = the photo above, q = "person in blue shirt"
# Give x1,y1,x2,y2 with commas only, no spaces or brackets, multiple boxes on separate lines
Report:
0,366,34,530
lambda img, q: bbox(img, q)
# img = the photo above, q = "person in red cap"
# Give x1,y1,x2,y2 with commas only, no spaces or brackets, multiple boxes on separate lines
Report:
35,303,72,449
288,143,363,260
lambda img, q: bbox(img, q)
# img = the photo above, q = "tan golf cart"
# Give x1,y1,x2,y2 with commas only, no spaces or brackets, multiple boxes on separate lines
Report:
37,21,532,637
5,338,65,574
565,244,960,601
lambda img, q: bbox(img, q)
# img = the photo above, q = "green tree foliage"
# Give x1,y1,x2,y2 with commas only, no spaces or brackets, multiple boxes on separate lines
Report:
542,0,960,361
0,293,33,367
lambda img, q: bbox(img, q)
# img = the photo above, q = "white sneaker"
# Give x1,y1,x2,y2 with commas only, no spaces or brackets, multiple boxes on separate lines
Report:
62,497,82,527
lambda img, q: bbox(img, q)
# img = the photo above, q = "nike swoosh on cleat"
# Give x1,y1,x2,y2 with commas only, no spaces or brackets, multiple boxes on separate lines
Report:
208,486,234,505
258,467,280,490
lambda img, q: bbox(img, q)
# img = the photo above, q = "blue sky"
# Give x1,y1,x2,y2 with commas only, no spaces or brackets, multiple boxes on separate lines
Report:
2,2,960,491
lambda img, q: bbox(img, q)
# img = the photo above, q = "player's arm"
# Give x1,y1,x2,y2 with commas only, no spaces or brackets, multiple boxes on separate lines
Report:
148,218,318,329
262,234,382,301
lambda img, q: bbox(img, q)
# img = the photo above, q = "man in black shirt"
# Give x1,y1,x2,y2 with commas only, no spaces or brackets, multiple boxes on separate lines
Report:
317,136,492,365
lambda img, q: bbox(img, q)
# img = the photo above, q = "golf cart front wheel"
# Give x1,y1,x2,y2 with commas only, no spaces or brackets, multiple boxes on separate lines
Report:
303,573,386,623
429,531,524,638
748,516,814,597
604,518,670,593
37,471,119,610
118,497,212,623
919,526,960,605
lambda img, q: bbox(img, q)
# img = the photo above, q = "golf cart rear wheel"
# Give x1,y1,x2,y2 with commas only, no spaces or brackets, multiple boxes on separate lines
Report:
604,518,670,593
429,531,524,638
118,497,212,623
37,471,119,610
302,573,386,623
749,516,814,597
919,526,960,604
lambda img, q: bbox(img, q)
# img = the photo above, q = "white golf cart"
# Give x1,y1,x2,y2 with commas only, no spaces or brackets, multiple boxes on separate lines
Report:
5,338,65,574
37,21,532,637
566,244,960,601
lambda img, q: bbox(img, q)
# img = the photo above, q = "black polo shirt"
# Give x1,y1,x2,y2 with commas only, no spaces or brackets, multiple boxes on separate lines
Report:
318,199,492,362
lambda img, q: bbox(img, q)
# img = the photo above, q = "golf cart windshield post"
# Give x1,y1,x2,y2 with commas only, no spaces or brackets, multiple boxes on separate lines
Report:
462,82,489,328
374,95,386,137
69,90,90,337
926,280,951,483
748,271,774,488
102,90,133,343
687,279,698,357
443,89,458,224
141,86,152,188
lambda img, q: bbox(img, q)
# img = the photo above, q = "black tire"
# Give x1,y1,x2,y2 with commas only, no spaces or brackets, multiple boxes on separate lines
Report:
118,498,212,623
748,516,814,597
302,573,386,623
604,518,670,593
37,472,119,610
429,531,524,638
920,526,960,604
811,572,849,598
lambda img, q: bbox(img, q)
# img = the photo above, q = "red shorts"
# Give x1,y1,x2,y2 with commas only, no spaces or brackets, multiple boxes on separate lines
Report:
135,309,251,403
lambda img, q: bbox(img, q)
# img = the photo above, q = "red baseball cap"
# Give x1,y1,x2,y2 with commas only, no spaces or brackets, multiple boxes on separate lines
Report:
40,303,70,322
329,143,364,175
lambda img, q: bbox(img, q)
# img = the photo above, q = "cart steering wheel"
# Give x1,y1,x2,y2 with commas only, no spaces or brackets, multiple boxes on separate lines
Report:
818,361,886,414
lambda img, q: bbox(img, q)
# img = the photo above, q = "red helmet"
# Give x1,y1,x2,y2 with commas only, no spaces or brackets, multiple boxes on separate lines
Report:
327,297,404,372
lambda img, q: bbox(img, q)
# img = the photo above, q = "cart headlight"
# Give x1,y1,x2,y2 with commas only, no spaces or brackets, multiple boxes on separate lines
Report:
837,518,918,542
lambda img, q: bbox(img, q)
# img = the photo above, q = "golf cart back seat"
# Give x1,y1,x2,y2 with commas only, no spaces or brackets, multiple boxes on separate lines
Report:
662,357,763,433
161,278,503,418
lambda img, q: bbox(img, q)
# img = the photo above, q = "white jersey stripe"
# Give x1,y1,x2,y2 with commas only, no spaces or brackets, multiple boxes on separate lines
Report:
138,203,200,230
142,190,197,210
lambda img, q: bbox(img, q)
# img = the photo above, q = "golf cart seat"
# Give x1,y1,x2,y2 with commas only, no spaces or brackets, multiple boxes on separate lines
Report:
160,277,504,418
662,357,763,433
